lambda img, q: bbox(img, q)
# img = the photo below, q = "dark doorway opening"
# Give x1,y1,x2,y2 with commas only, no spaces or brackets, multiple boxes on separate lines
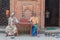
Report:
45,0,59,27
0,0,10,26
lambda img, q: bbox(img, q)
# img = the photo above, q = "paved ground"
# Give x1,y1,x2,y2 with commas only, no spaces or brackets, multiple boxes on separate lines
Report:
0,33,60,40
0,27,60,40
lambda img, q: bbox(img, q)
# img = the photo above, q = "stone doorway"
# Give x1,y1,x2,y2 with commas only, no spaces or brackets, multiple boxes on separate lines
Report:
10,0,45,29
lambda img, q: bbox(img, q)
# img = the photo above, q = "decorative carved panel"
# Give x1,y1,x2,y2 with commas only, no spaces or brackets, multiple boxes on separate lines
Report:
22,5,33,19
14,1,36,20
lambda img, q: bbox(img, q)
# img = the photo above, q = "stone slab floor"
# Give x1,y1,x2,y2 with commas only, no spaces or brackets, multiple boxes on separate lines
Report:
0,33,60,40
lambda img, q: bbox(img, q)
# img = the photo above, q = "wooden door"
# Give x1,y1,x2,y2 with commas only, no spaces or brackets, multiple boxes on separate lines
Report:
0,0,10,26
45,0,59,27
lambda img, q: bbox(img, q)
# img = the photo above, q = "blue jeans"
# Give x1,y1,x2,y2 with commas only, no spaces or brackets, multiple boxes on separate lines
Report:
32,24,38,36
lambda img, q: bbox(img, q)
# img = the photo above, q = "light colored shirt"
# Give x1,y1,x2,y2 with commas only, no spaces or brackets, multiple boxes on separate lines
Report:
5,16,19,35
8,16,19,26
30,16,39,24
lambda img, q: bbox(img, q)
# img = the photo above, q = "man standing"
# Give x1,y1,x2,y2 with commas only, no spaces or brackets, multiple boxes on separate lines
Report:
30,13,39,36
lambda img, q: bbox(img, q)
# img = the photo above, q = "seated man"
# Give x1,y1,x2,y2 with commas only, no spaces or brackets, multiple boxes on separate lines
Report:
5,12,19,36
29,13,39,36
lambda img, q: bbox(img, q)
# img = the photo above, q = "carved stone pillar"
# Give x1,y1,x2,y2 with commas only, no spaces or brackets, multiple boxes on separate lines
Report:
36,0,41,28
40,0,45,29
36,0,45,29
10,0,14,13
